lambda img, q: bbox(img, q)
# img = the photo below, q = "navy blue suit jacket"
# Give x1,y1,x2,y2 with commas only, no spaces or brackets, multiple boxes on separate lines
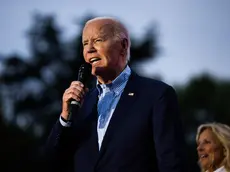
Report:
45,72,187,172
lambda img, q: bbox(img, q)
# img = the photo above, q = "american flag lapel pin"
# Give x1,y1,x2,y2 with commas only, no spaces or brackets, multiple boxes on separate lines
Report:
128,92,134,96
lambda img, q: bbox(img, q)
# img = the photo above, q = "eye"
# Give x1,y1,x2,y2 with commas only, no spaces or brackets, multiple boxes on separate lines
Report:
204,140,211,144
95,39,102,43
202,139,211,145
197,139,212,147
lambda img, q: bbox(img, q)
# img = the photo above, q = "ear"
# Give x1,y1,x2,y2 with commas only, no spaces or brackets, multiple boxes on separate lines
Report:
121,38,128,55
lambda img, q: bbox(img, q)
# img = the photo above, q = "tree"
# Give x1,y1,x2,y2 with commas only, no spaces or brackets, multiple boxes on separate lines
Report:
0,13,159,172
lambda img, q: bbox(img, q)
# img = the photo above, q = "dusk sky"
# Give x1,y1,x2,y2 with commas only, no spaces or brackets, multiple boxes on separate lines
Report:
1,0,230,85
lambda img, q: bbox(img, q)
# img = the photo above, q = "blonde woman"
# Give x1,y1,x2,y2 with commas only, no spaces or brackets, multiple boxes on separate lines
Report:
196,122,230,172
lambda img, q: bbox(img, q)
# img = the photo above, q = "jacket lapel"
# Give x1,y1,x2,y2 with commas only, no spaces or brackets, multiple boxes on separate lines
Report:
76,88,100,164
78,88,98,121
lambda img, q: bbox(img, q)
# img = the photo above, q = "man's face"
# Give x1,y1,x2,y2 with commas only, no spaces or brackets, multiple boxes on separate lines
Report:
197,128,225,171
82,20,126,79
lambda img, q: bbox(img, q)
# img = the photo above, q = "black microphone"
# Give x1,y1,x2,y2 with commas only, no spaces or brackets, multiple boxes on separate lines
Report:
68,63,92,121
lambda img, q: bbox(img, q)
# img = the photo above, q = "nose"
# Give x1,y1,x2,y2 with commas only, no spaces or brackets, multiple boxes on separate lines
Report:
197,144,204,152
87,48,96,54
86,42,96,54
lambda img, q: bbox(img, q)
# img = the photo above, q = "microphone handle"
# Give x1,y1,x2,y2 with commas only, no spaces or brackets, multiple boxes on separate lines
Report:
67,62,91,121
67,101,80,121
68,80,84,121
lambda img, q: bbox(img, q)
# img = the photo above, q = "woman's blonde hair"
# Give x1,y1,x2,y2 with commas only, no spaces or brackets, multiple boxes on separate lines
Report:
196,122,230,171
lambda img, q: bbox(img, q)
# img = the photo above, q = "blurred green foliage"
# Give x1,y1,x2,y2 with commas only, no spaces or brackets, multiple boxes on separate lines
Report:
0,13,229,172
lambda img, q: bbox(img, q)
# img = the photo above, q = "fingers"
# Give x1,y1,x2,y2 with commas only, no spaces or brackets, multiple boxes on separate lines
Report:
70,81,84,87
61,81,89,118
63,81,88,103
64,87,82,102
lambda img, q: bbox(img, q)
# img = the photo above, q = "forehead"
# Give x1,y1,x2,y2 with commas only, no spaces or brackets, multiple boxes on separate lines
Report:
82,20,116,39
199,128,219,142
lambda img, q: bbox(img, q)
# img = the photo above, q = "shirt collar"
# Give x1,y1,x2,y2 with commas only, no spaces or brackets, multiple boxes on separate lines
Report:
214,166,225,172
206,166,226,172
96,65,131,95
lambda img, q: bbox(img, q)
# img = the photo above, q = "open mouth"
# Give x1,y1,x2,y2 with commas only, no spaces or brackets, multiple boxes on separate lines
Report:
199,154,208,159
89,57,101,65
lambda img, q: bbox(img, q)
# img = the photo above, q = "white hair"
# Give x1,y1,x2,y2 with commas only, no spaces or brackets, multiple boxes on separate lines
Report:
85,16,131,62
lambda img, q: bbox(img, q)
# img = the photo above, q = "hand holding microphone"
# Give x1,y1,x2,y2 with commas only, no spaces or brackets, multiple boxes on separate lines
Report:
61,63,92,121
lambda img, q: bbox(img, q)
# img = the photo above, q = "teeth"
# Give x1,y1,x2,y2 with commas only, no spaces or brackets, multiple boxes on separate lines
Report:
200,155,207,158
90,58,100,63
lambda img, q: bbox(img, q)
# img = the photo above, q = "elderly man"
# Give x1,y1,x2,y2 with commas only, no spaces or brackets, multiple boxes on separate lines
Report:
45,17,187,172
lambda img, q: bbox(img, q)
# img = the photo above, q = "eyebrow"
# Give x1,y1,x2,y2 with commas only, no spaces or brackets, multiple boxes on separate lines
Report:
198,138,212,144
83,34,107,44
83,39,88,43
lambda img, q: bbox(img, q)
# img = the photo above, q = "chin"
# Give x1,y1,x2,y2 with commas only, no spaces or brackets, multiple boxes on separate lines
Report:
93,66,108,75
199,161,209,171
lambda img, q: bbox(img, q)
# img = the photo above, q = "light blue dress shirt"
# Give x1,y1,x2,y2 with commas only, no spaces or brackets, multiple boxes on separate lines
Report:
96,65,131,149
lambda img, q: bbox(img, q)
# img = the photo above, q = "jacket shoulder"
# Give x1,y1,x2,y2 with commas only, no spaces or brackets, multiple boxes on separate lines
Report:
135,74,173,93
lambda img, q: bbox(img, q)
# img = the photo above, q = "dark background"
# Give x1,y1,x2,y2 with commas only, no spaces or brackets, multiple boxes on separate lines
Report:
0,9,230,172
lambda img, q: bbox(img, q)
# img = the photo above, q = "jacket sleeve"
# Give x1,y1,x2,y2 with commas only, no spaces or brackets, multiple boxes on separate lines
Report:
42,119,76,172
153,85,188,172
